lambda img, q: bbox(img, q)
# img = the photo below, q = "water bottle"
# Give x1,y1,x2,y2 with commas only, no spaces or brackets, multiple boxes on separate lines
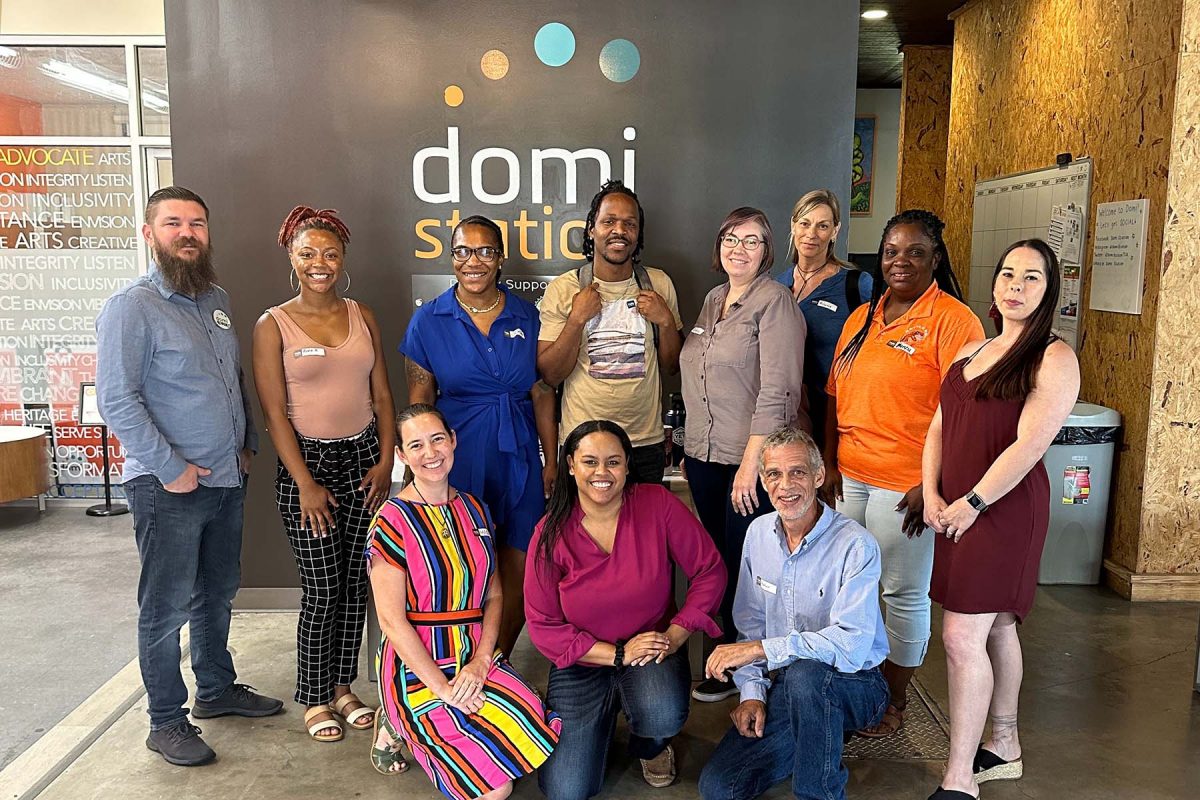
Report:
663,392,686,472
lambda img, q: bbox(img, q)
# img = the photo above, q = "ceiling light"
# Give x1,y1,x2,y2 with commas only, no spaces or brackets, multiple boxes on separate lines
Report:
41,59,130,103
862,9,889,20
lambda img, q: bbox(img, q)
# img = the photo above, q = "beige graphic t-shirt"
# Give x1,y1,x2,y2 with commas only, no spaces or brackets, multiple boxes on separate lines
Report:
539,267,683,447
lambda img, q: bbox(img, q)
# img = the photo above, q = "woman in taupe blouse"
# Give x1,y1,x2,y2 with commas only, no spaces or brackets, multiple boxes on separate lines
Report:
679,206,809,703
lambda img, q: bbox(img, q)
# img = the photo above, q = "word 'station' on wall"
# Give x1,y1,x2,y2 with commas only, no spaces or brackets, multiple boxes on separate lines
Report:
0,146,137,496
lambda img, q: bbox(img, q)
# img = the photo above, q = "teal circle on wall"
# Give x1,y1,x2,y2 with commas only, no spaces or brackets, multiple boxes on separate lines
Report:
599,39,640,82
534,22,576,67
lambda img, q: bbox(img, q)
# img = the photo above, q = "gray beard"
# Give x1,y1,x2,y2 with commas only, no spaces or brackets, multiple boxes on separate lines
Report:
155,244,217,297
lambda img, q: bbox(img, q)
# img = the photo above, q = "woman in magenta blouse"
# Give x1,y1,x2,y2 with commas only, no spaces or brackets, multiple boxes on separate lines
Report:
525,420,725,798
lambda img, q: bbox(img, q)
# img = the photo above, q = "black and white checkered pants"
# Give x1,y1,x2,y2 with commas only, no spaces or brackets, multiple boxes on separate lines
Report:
275,420,380,706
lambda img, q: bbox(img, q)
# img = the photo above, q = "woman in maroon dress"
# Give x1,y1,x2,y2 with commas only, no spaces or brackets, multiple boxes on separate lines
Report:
922,239,1079,800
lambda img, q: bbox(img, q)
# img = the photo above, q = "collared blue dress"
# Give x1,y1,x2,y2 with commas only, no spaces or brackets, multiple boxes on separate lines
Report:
400,286,545,551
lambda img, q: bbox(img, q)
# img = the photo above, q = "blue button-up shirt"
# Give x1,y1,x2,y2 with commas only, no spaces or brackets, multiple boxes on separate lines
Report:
731,502,889,703
96,267,257,488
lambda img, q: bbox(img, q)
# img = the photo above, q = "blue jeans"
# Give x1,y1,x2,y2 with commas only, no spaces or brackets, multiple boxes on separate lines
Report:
539,646,690,800
699,660,889,800
124,475,245,730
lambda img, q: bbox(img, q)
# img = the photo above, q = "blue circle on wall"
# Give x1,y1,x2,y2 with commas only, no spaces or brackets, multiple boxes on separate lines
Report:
599,39,640,82
534,22,576,67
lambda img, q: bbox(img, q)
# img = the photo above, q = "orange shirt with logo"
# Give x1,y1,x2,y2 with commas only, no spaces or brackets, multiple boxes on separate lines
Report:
826,282,984,493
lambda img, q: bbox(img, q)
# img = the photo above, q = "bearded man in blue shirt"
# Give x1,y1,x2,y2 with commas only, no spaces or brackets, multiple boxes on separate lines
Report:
97,186,283,767
699,426,890,800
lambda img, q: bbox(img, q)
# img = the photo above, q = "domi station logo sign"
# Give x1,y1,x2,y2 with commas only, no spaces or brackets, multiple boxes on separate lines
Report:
408,22,641,264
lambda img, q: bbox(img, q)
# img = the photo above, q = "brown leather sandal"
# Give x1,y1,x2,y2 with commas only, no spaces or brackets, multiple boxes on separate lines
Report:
857,703,905,738
332,693,375,730
304,705,344,742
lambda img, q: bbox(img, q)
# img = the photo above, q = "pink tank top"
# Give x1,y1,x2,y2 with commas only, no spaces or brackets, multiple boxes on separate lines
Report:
267,299,375,439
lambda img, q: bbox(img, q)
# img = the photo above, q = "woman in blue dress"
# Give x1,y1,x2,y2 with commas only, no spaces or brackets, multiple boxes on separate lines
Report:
777,189,874,450
402,215,557,658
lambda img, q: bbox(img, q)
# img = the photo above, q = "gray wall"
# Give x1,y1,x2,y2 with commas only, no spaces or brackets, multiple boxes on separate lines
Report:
164,0,860,590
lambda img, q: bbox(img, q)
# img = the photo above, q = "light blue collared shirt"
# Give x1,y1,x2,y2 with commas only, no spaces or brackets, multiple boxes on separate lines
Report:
96,267,257,487
731,502,889,704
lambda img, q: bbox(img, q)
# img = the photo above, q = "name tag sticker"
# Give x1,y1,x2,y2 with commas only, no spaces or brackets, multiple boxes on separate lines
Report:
212,309,232,330
815,300,838,312
477,527,491,538
889,341,916,356
755,576,778,594
294,347,326,358
503,328,526,339
691,326,705,335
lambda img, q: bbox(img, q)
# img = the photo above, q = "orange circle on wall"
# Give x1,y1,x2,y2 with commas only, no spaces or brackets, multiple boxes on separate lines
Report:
481,49,509,80
444,85,464,107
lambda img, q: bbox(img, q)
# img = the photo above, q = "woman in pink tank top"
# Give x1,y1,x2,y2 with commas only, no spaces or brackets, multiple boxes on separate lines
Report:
252,207,399,752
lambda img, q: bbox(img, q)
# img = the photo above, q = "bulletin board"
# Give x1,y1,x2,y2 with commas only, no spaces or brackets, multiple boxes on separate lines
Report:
969,159,1093,348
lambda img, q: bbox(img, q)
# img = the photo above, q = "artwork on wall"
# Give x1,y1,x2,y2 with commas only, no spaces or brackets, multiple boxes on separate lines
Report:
851,115,876,216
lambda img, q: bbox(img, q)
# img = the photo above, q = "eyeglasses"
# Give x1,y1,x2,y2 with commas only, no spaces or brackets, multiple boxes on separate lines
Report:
451,245,501,263
720,234,765,251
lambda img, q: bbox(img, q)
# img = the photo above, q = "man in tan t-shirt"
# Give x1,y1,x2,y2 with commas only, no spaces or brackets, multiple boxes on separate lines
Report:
537,180,683,483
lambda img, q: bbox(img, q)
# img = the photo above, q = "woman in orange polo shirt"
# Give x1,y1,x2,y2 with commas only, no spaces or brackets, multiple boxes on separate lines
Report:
823,209,984,738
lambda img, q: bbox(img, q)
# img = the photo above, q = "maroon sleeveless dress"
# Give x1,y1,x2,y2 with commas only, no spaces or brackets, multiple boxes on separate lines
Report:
929,357,1049,621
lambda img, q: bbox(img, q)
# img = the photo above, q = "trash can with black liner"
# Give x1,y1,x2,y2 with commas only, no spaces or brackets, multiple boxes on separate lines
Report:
1038,402,1122,584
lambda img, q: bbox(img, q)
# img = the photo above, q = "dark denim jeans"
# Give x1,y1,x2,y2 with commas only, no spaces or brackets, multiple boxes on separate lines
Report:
124,474,245,730
684,456,772,643
628,443,667,485
538,646,690,800
699,659,889,800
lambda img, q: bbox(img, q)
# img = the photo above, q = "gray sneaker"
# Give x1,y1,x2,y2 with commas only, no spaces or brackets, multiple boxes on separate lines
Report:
192,683,284,718
691,677,738,703
146,720,215,766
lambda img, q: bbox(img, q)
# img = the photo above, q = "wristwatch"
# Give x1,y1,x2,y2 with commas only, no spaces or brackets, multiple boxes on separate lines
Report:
613,639,626,669
965,491,989,513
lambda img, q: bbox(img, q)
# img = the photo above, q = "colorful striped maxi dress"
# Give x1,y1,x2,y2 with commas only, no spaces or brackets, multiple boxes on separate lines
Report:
366,493,561,799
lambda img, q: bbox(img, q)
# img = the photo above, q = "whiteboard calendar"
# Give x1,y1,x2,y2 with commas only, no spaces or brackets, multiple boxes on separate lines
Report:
969,159,1093,348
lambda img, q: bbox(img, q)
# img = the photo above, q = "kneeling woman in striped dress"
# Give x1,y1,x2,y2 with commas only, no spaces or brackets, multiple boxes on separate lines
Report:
367,403,561,799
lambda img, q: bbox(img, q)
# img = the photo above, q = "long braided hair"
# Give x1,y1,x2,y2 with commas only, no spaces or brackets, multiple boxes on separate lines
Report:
581,179,645,264
277,206,352,249
833,209,964,373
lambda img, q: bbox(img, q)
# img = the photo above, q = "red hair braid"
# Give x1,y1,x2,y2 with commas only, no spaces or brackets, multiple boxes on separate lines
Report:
277,205,352,249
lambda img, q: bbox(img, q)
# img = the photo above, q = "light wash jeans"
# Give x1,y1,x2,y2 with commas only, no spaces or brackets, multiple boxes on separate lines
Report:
837,475,932,667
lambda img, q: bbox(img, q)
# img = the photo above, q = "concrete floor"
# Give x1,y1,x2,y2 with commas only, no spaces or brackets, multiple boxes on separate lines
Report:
0,505,139,769
19,588,1200,799
3,502,1200,797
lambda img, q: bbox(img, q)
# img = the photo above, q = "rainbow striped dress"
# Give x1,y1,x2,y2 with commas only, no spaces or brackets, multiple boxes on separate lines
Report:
367,493,561,799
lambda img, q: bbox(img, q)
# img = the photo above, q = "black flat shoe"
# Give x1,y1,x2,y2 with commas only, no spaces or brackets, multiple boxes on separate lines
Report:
973,745,1023,783
927,788,978,799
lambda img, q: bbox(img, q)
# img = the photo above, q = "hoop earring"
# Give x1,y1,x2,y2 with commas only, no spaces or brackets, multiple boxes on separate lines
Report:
341,269,351,294
289,271,299,293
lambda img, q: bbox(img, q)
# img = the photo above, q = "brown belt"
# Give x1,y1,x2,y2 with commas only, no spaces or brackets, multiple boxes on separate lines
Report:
406,609,483,627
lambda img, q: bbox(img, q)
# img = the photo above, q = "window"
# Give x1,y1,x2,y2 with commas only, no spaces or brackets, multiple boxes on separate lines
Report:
0,37,169,500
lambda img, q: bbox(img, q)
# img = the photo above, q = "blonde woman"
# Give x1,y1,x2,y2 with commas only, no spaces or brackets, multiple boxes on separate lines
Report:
777,189,873,448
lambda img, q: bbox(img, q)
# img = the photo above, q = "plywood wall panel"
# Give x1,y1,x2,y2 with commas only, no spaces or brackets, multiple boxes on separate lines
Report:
944,0,1183,573
897,46,953,216
1141,0,1200,574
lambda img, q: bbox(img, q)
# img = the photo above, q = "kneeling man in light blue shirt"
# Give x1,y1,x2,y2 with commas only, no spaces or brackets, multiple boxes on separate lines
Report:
699,426,890,800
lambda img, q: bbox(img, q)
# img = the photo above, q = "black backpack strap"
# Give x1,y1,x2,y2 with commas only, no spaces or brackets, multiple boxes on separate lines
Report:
844,268,862,311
